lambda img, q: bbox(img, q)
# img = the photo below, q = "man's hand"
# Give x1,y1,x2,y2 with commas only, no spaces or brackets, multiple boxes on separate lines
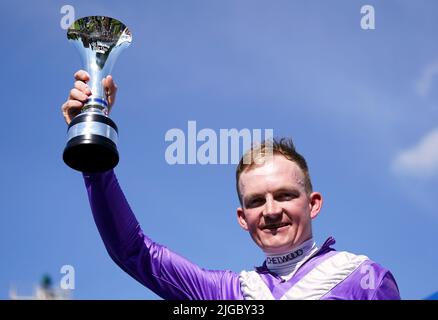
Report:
61,70,118,125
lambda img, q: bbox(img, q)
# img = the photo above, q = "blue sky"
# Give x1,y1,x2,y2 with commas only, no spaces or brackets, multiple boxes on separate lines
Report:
0,0,437,299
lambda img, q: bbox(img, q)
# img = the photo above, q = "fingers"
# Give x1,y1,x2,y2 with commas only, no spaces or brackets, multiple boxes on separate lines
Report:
73,71,91,102
62,86,91,125
74,80,92,94
62,70,92,125
74,80,92,101
69,87,90,102
74,69,90,82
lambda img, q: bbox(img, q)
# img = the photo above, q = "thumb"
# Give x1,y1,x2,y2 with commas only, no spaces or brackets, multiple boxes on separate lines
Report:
102,75,118,109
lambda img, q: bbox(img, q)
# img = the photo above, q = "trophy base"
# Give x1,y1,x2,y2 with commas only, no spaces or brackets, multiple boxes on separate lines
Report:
63,112,119,173
63,135,119,173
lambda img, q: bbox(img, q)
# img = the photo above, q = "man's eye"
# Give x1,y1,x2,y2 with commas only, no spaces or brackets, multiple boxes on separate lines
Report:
248,198,264,207
277,193,296,201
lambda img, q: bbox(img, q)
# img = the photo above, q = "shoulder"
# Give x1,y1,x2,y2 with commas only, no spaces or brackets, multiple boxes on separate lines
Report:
320,251,400,300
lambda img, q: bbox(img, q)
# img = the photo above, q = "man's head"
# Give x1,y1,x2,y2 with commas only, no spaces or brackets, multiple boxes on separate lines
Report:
236,138,323,254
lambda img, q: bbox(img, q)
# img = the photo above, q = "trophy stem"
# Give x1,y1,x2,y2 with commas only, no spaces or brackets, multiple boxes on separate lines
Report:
83,96,109,114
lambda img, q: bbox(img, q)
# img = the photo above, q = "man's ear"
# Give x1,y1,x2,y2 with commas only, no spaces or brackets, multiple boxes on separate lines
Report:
309,192,323,219
237,207,249,230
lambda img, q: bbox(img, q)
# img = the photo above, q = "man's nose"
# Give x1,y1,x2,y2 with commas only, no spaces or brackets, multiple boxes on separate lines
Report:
263,197,282,219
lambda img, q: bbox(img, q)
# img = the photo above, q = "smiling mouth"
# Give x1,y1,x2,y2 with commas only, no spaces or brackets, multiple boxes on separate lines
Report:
262,223,291,230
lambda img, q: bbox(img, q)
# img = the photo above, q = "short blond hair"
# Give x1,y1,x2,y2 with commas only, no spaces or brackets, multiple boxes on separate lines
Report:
236,138,313,205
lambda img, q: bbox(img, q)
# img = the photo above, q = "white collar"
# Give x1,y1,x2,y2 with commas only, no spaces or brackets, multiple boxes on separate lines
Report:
264,238,318,277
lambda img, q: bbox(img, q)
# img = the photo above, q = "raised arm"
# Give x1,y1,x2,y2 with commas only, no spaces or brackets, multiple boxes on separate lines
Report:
62,71,241,299
82,170,241,300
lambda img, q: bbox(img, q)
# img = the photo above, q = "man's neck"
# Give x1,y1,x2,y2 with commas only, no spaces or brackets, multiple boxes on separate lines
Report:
264,238,318,277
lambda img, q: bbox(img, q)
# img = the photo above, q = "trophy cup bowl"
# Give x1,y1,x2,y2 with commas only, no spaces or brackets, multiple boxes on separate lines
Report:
63,16,132,172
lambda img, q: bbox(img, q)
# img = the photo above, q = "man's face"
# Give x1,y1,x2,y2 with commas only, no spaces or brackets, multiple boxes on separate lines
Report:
237,155,322,254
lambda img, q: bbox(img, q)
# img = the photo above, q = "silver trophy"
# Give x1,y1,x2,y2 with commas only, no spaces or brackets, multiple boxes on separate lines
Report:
63,16,132,172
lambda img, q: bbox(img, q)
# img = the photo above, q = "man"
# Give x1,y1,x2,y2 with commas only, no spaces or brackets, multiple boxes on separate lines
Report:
61,70,401,300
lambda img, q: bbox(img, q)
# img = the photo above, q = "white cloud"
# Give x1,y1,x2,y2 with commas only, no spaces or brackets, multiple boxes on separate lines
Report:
415,61,438,98
392,128,438,178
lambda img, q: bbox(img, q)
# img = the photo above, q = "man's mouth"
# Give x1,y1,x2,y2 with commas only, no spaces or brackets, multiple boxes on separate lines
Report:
262,222,291,230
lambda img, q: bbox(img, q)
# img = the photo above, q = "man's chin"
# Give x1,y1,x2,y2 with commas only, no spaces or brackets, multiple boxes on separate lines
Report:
260,241,292,255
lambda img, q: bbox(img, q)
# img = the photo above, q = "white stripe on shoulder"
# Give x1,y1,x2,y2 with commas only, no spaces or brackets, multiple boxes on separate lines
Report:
280,251,369,300
239,270,275,300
